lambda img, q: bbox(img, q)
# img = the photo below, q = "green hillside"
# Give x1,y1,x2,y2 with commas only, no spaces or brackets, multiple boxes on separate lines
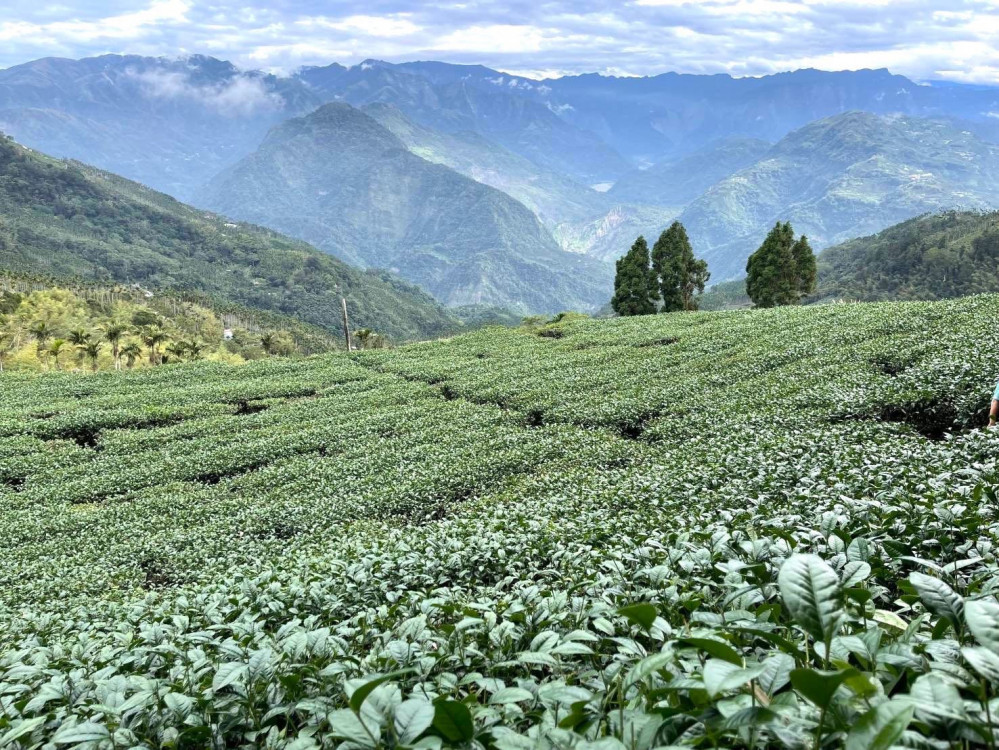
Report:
815,210,999,301
362,102,608,226
700,210,999,309
363,103,677,264
680,112,999,280
3,297,999,746
0,133,458,341
609,137,772,205
197,103,613,314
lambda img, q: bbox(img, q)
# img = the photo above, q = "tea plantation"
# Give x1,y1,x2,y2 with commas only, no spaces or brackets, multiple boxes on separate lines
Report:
2,296,999,748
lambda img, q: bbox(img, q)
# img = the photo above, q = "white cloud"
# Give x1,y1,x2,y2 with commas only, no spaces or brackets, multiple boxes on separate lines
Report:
0,0,190,43
299,14,421,38
126,67,283,116
1,1,999,86
432,24,548,53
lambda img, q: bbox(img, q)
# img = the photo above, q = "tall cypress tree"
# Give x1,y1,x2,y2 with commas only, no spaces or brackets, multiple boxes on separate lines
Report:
611,236,657,316
791,235,817,300
746,222,795,308
652,221,711,312
652,224,685,312
746,222,816,307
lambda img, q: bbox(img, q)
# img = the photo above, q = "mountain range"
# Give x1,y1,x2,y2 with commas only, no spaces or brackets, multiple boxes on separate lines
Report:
1,53,999,316
677,112,999,279
196,103,612,313
0,134,457,341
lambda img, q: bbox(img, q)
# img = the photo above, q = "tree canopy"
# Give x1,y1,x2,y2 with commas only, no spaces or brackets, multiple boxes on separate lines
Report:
746,222,816,307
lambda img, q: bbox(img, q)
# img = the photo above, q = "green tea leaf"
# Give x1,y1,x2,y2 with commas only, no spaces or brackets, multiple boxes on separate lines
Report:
0,717,45,748
618,603,658,632
51,722,111,745
489,687,534,705
702,659,766,698
432,700,474,742
394,699,435,745
328,709,377,748
677,637,743,666
909,572,963,633
845,701,914,750
965,599,999,653
962,646,999,681
790,667,860,709
349,670,413,714
778,554,843,644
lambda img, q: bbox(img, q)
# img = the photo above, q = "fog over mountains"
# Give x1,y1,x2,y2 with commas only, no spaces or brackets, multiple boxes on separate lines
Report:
1,52,998,312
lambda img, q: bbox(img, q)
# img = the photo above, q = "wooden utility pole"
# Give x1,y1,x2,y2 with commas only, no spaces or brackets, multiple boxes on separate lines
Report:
340,296,352,351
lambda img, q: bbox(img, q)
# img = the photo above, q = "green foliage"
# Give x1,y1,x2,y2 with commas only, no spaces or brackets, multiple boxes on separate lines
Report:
1,295,999,747
817,210,999,302
0,136,458,342
611,236,657,316
652,221,710,312
0,277,331,372
746,221,816,307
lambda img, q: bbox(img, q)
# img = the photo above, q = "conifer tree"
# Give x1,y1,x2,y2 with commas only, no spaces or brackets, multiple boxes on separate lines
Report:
652,222,710,312
791,235,817,299
746,222,815,307
611,236,657,316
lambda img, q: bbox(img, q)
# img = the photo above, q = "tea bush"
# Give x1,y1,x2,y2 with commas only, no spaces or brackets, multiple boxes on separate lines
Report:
2,296,999,748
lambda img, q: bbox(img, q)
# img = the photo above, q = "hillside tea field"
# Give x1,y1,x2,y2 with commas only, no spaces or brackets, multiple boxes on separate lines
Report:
3,297,999,748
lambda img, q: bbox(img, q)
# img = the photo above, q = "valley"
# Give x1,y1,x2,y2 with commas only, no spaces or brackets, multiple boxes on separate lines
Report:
3,54,999,315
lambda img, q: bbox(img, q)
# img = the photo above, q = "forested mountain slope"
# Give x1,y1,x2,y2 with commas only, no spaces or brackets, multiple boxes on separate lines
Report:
0,134,458,340
362,103,677,263
198,103,613,313
679,112,999,280
609,137,772,206
0,54,320,200
296,60,630,183
815,210,999,302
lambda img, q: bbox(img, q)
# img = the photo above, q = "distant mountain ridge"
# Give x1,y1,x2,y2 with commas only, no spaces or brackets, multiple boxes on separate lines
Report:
347,62,999,164
3,53,999,311
361,102,676,264
296,60,631,183
0,54,321,201
197,103,613,313
677,112,999,280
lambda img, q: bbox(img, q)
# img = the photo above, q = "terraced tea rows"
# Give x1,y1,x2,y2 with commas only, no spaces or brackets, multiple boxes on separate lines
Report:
2,296,999,748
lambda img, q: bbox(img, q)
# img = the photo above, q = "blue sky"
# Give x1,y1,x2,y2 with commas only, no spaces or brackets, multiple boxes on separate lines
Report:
0,1,997,83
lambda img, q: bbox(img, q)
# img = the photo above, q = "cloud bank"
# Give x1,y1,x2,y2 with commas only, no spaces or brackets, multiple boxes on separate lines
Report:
0,0,997,85
126,67,283,116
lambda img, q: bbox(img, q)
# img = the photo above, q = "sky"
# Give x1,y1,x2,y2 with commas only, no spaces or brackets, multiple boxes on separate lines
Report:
0,0,998,84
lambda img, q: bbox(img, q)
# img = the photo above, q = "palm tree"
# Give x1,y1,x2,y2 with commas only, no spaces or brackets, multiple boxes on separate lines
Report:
121,342,142,369
67,328,90,369
185,341,205,361
260,333,275,355
0,317,15,373
83,340,102,372
354,328,373,349
102,322,127,371
141,327,167,365
47,339,67,371
165,341,187,363
28,320,52,369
